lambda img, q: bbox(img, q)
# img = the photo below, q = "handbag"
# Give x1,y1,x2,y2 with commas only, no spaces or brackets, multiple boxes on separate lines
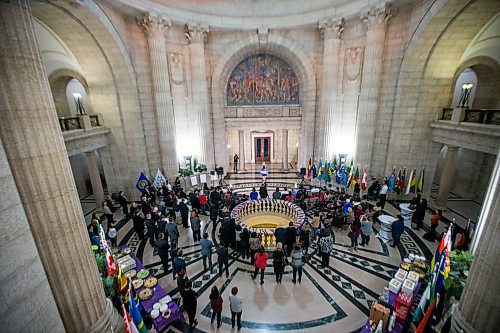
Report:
347,231,353,238
302,253,309,263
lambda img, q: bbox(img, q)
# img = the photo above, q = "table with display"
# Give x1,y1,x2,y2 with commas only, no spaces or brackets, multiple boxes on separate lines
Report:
127,253,184,332
376,215,398,244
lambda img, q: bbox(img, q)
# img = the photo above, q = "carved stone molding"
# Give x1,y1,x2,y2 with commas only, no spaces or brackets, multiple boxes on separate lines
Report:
258,27,269,45
224,106,302,118
344,47,363,82
137,12,171,37
361,4,394,30
186,22,209,44
319,18,344,40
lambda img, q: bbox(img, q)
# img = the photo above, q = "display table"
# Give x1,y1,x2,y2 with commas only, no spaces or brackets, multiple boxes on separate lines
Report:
399,203,414,228
128,253,184,332
377,215,397,244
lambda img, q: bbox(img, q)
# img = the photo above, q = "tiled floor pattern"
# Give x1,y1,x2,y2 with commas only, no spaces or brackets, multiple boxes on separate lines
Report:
80,170,480,332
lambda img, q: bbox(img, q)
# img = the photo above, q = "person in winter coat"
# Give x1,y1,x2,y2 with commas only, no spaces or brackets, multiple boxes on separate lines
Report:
209,286,223,328
413,198,428,230
118,191,129,216
290,242,304,283
156,232,170,271
200,233,214,271
190,210,202,242
391,215,405,247
178,199,190,228
249,232,261,264
360,215,373,246
318,229,334,268
132,210,144,239
252,245,269,285
350,219,361,250
240,228,250,260
216,242,230,278
172,249,186,280
165,218,180,248
199,191,207,214
274,224,287,245
300,224,310,253
182,281,198,329
285,221,296,256
273,243,286,284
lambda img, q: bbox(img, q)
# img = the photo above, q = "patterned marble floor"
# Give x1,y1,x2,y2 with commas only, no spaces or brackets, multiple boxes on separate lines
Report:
81,168,468,333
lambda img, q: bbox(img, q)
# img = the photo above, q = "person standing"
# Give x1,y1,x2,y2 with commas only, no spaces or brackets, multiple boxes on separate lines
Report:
252,245,269,285
178,199,190,228
413,198,427,230
350,219,361,251
233,154,239,173
300,224,310,253
250,187,259,200
118,190,129,216
318,229,333,268
190,209,202,242
285,221,296,256
209,286,223,328
132,210,144,239
165,217,180,248
182,281,198,330
360,215,373,246
199,191,207,214
424,209,441,241
102,201,114,230
272,187,282,200
274,223,287,246
379,180,389,209
290,242,304,283
155,232,170,271
229,286,243,331
172,249,186,280
391,214,405,247
273,243,286,284
249,232,260,265
216,242,230,278
108,223,117,248
200,233,214,271
240,228,250,260
144,213,155,247
259,183,268,199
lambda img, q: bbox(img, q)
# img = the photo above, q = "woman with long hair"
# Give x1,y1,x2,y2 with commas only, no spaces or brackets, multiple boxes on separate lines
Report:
209,286,223,328
252,245,269,285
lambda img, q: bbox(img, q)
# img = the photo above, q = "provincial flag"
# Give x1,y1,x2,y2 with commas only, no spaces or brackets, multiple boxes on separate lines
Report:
307,158,312,178
405,168,414,195
123,304,140,333
394,169,402,193
105,247,117,277
324,161,330,183
417,168,425,193
135,171,151,193
129,288,147,333
335,164,341,184
401,167,407,190
409,168,417,194
312,162,317,179
117,266,128,292
389,167,396,192
350,165,359,188
153,168,166,188
342,165,348,187
98,223,108,251
361,168,368,190
317,160,323,178
327,162,333,183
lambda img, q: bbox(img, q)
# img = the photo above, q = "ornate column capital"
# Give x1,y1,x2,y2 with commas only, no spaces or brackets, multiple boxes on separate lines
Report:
137,12,171,37
319,18,344,39
361,4,394,30
186,22,209,44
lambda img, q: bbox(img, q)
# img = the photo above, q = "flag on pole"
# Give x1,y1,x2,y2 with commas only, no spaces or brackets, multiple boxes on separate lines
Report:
350,165,359,188
405,168,414,195
129,289,147,333
401,167,407,190
135,171,151,193
317,160,323,178
312,162,317,179
361,168,368,190
123,304,140,333
117,265,128,291
327,162,333,183
389,167,396,192
412,281,431,323
417,168,425,193
307,158,312,178
409,168,417,194
153,168,166,188
395,169,403,193
105,247,117,277
335,163,341,184
323,161,330,183
342,165,348,187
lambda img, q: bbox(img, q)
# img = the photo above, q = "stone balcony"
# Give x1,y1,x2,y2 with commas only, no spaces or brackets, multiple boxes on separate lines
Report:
60,114,110,156
430,107,500,154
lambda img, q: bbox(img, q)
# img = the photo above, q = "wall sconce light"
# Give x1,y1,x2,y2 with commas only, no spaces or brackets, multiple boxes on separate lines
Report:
458,83,474,108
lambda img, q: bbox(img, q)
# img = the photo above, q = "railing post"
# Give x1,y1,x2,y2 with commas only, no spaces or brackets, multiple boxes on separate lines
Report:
77,114,92,130
451,107,466,124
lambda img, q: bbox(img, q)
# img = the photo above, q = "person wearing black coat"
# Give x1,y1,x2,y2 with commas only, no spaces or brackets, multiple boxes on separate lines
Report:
216,243,230,278
259,184,268,199
182,281,199,329
178,199,190,228
132,211,144,239
156,232,170,271
285,222,296,255
144,214,155,246
118,191,129,216
240,228,250,259
413,198,428,230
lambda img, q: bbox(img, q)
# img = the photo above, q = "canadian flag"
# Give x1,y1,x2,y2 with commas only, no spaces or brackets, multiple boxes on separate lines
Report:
106,247,118,277
361,168,368,191
123,305,139,333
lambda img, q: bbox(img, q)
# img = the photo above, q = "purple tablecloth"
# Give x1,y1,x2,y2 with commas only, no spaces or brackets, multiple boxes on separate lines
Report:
128,253,184,332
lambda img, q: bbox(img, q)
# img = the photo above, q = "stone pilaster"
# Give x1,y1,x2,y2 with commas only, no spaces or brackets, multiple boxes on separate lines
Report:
318,18,344,160
435,146,458,209
355,4,394,168
282,129,289,170
452,149,500,333
138,12,178,180
0,1,121,331
85,150,104,209
238,130,246,171
186,22,215,169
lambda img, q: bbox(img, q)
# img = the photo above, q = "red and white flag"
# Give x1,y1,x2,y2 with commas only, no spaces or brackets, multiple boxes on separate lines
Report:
123,305,139,333
361,168,368,191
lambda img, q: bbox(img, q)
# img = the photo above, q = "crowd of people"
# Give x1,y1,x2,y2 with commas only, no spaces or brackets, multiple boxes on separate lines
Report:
86,174,467,331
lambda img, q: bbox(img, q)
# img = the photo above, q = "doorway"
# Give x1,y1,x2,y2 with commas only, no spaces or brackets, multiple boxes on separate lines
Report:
254,137,271,163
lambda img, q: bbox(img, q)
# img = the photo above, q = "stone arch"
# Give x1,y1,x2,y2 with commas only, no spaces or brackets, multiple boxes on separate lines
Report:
384,0,500,197
48,68,90,117
451,56,500,109
32,1,149,197
211,32,317,170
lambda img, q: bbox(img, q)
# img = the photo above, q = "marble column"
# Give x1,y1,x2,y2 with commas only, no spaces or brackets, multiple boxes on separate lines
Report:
0,1,121,331
85,150,104,209
452,150,500,333
435,146,458,209
238,130,246,171
138,12,178,180
186,22,215,169
318,18,344,160
282,129,289,170
355,4,393,168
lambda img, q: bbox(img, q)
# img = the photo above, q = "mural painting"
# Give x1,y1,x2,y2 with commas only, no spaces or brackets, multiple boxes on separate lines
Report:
227,54,299,106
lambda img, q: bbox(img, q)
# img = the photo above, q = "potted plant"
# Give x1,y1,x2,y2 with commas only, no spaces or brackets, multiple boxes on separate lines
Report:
180,167,193,177
195,164,207,172
444,250,473,300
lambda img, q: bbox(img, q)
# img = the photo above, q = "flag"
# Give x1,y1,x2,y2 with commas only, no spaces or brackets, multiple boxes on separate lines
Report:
327,162,333,183
394,169,402,193
412,282,431,323
135,171,151,193
401,167,407,190
389,167,396,192
105,247,117,277
417,168,425,193
98,223,108,251
332,155,338,170
307,158,312,178
123,304,139,333
128,280,142,312
342,165,347,186
415,295,438,333
117,265,128,291
129,289,147,333
153,168,166,188
312,162,317,179
405,168,414,195
335,164,341,184
361,168,368,190
350,166,359,188
429,224,453,293
317,160,323,178
324,161,330,183
409,168,417,194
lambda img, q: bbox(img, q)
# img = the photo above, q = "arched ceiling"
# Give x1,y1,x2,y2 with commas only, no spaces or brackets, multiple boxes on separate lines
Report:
108,0,415,29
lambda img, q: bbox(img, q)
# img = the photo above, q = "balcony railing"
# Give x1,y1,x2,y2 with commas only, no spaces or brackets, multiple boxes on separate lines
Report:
59,114,103,132
89,115,100,127
439,108,500,125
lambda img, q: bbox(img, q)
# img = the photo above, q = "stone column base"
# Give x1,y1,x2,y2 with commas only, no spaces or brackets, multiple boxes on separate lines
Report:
451,304,478,333
90,298,124,333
